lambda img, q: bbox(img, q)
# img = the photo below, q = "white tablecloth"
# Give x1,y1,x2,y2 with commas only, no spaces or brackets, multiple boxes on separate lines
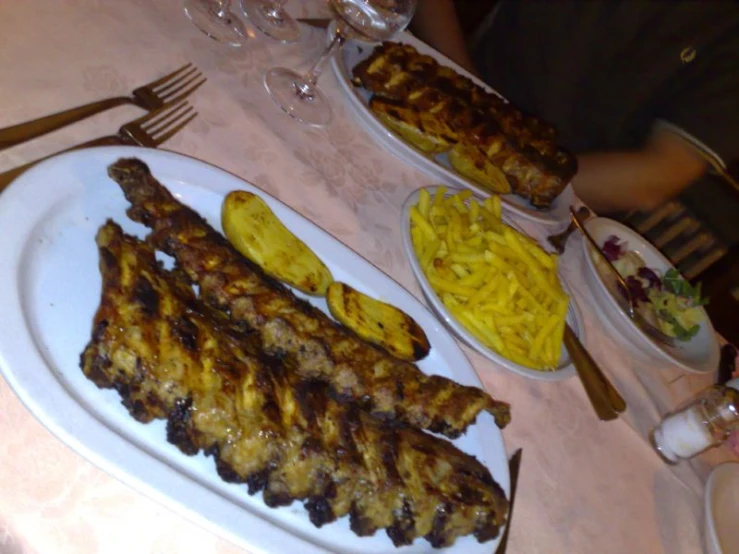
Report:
0,1,732,553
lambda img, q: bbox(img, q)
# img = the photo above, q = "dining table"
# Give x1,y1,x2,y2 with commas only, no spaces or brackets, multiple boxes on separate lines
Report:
0,1,735,553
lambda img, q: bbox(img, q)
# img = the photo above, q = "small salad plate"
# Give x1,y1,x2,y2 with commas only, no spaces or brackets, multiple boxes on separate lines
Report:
580,217,720,373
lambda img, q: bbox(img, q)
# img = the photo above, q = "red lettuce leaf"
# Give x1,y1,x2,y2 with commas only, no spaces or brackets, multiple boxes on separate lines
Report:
602,235,624,261
637,266,662,290
618,275,650,306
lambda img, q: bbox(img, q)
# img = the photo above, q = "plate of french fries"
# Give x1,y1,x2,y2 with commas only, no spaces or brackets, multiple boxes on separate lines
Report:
402,186,584,381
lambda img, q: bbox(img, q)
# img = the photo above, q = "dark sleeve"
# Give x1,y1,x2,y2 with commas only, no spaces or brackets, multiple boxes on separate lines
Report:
658,35,739,166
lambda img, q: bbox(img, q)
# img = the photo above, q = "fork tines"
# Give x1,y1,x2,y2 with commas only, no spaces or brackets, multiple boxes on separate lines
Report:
124,100,197,147
134,62,207,109
155,64,207,103
146,63,195,92
145,101,197,143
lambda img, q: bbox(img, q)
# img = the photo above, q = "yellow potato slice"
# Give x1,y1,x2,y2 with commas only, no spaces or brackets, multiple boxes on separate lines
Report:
370,96,455,154
222,190,333,296
448,142,512,195
326,281,431,362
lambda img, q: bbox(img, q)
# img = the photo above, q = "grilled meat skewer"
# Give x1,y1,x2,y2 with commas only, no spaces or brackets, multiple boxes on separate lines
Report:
80,222,509,547
352,42,577,207
107,158,511,437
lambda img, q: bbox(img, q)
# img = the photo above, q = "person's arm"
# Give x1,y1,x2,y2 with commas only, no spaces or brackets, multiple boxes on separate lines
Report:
573,129,707,214
409,0,477,74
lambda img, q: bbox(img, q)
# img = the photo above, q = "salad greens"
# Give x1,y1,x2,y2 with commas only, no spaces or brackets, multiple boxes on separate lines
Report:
600,236,709,341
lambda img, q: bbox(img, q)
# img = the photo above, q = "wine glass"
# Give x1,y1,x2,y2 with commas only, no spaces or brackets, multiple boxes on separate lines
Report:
184,0,248,48
264,0,417,127
240,0,300,43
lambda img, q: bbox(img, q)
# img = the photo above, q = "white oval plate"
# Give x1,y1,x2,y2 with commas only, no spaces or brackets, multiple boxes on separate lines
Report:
0,147,509,554
401,186,581,381
580,217,719,374
331,32,575,226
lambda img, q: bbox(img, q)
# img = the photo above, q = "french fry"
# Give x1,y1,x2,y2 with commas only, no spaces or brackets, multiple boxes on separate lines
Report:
458,267,490,288
428,274,477,297
468,271,503,308
432,186,447,212
529,313,561,361
469,198,480,223
419,238,440,270
411,226,423,249
547,300,569,365
450,263,470,279
409,188,570,370
418,188,431,219
410,206,436,241
451,194,467,214
484,195,502,219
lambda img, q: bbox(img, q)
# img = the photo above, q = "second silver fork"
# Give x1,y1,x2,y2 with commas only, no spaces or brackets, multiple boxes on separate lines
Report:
0,100,197,192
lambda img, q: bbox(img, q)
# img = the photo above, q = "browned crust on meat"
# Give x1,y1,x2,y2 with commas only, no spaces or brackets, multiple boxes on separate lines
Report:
352,42,577,208
106,158,511,435
80,222,509,547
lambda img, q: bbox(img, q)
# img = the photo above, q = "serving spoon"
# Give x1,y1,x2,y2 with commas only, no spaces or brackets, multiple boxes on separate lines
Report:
569,208,676,347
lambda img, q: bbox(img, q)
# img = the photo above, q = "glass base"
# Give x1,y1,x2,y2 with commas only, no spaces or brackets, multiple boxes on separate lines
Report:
184,0,247,47
649,427,679,465
264,67,333,127
241,0,300,43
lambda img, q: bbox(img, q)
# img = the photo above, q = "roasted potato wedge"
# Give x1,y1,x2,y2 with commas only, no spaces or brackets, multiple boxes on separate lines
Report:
222,191,333,296
326,281,431,362
449,142,512,195
370,96,455,154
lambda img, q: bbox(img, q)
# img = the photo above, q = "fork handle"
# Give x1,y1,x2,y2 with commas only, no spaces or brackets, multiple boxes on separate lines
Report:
547,206,592,253
564,325,622,420
0,135,125,192
0,97,132,150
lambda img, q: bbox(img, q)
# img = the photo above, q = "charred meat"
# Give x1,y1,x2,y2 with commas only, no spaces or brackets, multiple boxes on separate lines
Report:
107,158,511,437
352,42,577,208
80,222,509,547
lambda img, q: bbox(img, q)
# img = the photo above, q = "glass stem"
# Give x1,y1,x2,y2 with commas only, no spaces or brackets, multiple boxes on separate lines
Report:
215,0,232,18
264,0,287,22
296,29,345,99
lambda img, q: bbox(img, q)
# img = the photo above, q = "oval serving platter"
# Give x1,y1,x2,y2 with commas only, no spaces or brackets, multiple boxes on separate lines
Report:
0,146,509,554
331,31,576,226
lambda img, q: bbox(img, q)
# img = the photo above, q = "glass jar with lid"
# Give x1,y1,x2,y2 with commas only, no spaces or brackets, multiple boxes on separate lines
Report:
651,378,739,464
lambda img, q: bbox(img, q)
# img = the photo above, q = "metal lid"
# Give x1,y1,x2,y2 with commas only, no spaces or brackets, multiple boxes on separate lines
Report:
726,377,739,392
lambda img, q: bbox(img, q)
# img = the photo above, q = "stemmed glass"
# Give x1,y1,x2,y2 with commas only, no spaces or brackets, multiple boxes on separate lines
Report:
241,0,300,43
184,0,248,47
264,0,417,127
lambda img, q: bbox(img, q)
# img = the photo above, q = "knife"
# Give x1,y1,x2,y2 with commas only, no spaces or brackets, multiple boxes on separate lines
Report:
297,17,332,29
495,448,523,554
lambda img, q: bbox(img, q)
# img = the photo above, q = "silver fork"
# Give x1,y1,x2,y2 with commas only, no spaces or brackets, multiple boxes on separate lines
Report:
0,63,205,150
0,99,197,192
